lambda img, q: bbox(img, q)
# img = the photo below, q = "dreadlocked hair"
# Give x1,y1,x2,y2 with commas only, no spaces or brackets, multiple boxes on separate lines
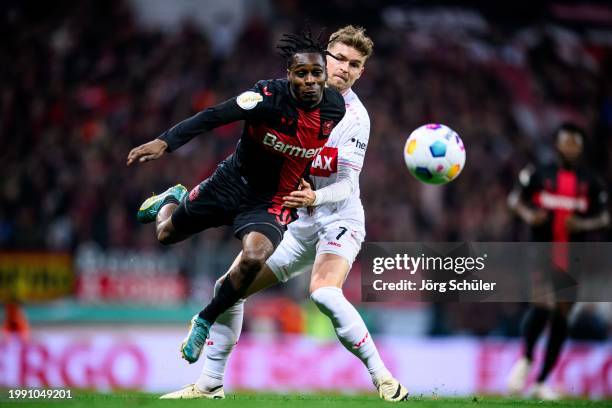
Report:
277,27,328,68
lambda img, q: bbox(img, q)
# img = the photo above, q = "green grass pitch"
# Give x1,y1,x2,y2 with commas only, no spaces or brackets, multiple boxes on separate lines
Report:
1,391,612,407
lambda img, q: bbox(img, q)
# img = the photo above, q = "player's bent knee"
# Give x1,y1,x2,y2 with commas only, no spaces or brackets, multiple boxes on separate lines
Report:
243,264,280,298
237,255,265,276
156,220,192,246
308,254,350,294
156,219,178,246
309,272,345,295
157,229,173,246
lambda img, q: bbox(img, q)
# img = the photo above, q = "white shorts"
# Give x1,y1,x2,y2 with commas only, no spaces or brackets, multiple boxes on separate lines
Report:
267,218,365,283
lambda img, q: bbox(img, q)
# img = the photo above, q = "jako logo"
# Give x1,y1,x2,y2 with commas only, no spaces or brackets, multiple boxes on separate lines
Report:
263,133,322,158
327,241,341,247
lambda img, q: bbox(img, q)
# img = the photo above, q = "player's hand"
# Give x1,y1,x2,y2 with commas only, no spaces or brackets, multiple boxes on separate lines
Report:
528,209,548,226
283,179,315,208
565,215,583,232
127,139,168,166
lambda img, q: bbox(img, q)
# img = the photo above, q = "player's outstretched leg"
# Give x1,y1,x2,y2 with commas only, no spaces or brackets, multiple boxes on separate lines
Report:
181,232,274,364
196,280,245,396
137,184,187,224
196,263,287,397
310,286,408,402
161,282,244,399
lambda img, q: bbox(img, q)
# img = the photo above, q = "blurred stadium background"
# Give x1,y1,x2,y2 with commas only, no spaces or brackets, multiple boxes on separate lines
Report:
1,0,611,398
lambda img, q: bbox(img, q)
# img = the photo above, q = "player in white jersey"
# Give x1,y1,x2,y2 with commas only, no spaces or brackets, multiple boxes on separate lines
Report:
161,26,408,402
268,85,368,281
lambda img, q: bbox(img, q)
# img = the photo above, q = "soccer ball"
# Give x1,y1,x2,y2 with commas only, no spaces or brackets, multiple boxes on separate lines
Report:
403,124,466,185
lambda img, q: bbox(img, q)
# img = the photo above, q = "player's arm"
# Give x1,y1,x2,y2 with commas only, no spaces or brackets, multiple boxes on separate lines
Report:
566,211,610,232
507,165,548,226
127,83,266,166
283,121,368,207
566,178,610,232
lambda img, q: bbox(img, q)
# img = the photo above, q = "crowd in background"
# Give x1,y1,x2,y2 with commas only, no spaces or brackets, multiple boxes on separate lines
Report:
2,0,611,338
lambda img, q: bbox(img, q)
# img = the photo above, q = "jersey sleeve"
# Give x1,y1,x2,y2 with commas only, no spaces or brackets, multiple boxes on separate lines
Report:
313,115,370,205
337,115,370,175
158,81,268,152
516,164,541,204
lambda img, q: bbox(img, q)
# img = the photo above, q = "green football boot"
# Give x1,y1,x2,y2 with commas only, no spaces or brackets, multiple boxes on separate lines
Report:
137,184,188,224
180,314,211,364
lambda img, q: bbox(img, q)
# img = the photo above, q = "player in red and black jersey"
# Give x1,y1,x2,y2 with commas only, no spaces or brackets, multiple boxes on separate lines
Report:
507,123,609,399
127,30,345,363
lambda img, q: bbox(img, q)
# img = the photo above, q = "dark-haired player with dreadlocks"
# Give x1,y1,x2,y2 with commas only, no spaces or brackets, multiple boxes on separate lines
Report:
127,29,344,364
160,25,408,402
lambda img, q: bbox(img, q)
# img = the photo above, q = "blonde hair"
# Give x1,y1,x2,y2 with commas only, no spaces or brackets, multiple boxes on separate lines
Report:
328,25,374,59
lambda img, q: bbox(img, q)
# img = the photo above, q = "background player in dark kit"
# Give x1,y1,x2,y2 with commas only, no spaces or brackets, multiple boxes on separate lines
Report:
126,30,345,363
506,123,609,400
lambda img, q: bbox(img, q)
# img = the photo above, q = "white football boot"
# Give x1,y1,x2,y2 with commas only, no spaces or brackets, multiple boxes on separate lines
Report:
374,375,409,402
507,357,531,395
159,383,225,399
530,382,560,401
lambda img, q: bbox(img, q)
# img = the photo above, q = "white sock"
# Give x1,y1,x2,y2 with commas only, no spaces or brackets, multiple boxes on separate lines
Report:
310,286,389,383
196,281,244,392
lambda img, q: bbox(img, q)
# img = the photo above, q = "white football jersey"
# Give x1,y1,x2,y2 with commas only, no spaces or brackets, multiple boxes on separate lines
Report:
294,89,370,227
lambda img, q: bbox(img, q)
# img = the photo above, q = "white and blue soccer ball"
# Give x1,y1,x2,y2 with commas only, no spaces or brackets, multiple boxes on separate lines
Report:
403,124,466,185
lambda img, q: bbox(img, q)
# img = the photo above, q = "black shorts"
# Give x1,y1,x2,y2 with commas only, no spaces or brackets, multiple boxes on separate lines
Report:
171,158,295,248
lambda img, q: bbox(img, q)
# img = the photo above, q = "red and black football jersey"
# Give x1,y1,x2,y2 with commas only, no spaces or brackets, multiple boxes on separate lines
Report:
158,78,345,215
517,162,608,242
